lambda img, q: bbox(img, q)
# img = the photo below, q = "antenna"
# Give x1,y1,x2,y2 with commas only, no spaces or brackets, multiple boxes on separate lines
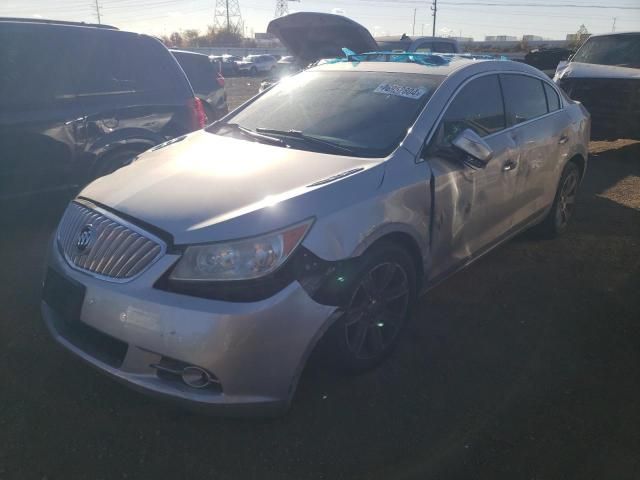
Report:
214,0,243,31
274,0,300,18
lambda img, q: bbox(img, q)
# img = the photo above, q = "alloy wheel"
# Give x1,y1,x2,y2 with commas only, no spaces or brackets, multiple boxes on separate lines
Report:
343,262,410,360
556,169,579,227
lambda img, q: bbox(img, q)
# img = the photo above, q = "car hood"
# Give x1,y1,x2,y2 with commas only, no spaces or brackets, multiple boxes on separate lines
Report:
267,12,378,65
556,61,640,80
80,130,382,244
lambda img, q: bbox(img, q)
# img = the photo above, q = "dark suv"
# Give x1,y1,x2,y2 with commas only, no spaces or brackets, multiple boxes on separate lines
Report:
0,19,206,204
171,49,229,122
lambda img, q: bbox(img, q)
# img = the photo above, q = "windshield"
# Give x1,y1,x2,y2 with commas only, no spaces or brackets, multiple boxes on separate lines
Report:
572,34,640,68
215,70,442,157
377,41,411,52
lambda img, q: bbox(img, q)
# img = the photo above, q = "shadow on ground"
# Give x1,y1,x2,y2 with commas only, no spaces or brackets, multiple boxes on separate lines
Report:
1,142,638,480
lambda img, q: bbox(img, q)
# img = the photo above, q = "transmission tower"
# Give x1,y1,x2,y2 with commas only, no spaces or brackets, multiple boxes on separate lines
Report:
274,0,299,18
214,0,243,32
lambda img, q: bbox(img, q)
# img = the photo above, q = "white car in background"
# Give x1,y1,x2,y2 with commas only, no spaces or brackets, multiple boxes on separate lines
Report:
236,54,277,75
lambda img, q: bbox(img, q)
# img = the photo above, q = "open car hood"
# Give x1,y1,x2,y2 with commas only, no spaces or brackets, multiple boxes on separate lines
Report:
267,12,378,65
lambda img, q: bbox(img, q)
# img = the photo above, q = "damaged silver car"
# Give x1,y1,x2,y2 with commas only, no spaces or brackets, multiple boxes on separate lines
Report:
42,54,590,415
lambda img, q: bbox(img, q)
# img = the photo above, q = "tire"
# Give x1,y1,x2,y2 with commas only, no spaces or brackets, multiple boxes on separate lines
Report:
535,161,581,238
324,242,417,374
201,102,216,124
91,147,145,181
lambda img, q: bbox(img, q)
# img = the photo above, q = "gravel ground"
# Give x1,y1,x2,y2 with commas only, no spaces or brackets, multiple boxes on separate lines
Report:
0,80,639,479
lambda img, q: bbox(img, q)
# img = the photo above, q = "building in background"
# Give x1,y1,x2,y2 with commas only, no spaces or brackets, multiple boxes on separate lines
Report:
523,35,544,41
485,35,518,41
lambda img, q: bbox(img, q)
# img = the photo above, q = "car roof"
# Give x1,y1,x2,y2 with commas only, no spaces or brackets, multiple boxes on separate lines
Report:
0,17,118,30
375,35,456,43
170,49,209,58
310,56,543,78
586,31,639,38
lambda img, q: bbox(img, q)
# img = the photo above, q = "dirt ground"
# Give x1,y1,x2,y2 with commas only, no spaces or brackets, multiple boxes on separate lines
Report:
0,80,639,479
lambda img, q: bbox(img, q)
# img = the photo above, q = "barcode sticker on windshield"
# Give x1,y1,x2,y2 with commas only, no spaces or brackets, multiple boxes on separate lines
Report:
374,83,427,99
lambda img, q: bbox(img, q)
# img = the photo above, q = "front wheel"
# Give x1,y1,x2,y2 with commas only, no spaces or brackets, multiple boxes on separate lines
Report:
325,242,417,373
91,147,145,181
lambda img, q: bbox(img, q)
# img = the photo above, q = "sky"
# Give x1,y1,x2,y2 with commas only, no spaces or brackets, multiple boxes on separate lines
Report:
1,0,639,41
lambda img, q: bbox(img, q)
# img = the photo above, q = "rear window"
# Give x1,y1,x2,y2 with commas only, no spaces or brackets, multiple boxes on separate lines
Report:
377,41,410,52
221,70,443,157
572,34,640,68
74,34,178,96
0,26,77,106
173,53,217,88
543,83,561,112
434,42,456,53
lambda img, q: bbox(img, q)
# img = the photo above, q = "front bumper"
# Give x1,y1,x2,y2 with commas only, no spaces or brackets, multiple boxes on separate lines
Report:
42,237,337,416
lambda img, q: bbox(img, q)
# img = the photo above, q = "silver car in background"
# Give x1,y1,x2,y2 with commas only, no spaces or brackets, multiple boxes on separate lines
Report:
42,55,590,415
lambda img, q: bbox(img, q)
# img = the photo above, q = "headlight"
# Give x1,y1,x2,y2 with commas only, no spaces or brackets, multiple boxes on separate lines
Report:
169,219,313,282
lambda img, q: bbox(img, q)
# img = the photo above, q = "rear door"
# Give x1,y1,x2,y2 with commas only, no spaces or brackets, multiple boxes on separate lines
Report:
499,74,572,223
0,24,87,201
426,74,519,279
75,32,196,157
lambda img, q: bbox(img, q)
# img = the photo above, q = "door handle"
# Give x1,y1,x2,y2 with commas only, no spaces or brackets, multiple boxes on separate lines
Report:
558,135,569,145
502,159,517,172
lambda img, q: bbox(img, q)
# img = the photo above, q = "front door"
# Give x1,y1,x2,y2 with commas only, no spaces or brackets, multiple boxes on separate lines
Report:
424,74,519,280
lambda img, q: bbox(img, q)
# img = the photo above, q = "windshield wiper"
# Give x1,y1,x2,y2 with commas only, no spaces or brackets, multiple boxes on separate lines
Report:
217,123,284,146
255,128,357,156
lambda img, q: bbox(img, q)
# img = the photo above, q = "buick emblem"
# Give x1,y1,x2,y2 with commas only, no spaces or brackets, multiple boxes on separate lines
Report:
76,225,94,252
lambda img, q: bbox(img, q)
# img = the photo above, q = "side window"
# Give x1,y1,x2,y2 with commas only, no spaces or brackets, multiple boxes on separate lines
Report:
543,82,561,112
0,28,78,107
500,74,548,125
74,34,173,95
434,42,456,53
436,74,506,145
415,42,434,53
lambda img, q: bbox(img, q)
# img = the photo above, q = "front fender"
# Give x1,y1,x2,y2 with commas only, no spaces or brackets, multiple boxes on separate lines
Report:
302,149,432,264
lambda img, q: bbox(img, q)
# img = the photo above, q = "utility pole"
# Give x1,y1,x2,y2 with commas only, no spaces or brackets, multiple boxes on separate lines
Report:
612,17,617,32
431,0,437,37
94,0,101,24
214,0,243,32
412,8,417,36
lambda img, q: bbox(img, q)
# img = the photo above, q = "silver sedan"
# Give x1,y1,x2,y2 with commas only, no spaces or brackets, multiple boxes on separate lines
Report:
42,55,590,415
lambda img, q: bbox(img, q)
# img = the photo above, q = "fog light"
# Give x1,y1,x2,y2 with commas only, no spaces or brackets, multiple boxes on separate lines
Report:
181,366,211,388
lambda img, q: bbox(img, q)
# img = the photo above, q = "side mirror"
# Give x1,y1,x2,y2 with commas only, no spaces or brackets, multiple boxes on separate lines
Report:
451,129,493,166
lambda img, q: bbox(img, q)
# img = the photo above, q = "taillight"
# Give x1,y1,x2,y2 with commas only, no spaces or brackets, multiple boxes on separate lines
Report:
216,73,225,88
188,97,207,130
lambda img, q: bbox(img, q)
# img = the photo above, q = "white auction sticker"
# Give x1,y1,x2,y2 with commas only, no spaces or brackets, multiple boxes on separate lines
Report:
374,83,427,99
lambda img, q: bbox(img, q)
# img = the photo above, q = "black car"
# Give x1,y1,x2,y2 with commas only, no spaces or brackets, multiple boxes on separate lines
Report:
171,50,229,122
0,18,206,205
525,47,573,76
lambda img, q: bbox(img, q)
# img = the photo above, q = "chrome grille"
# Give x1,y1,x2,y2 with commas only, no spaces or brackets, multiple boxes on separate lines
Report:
57,201,165,281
